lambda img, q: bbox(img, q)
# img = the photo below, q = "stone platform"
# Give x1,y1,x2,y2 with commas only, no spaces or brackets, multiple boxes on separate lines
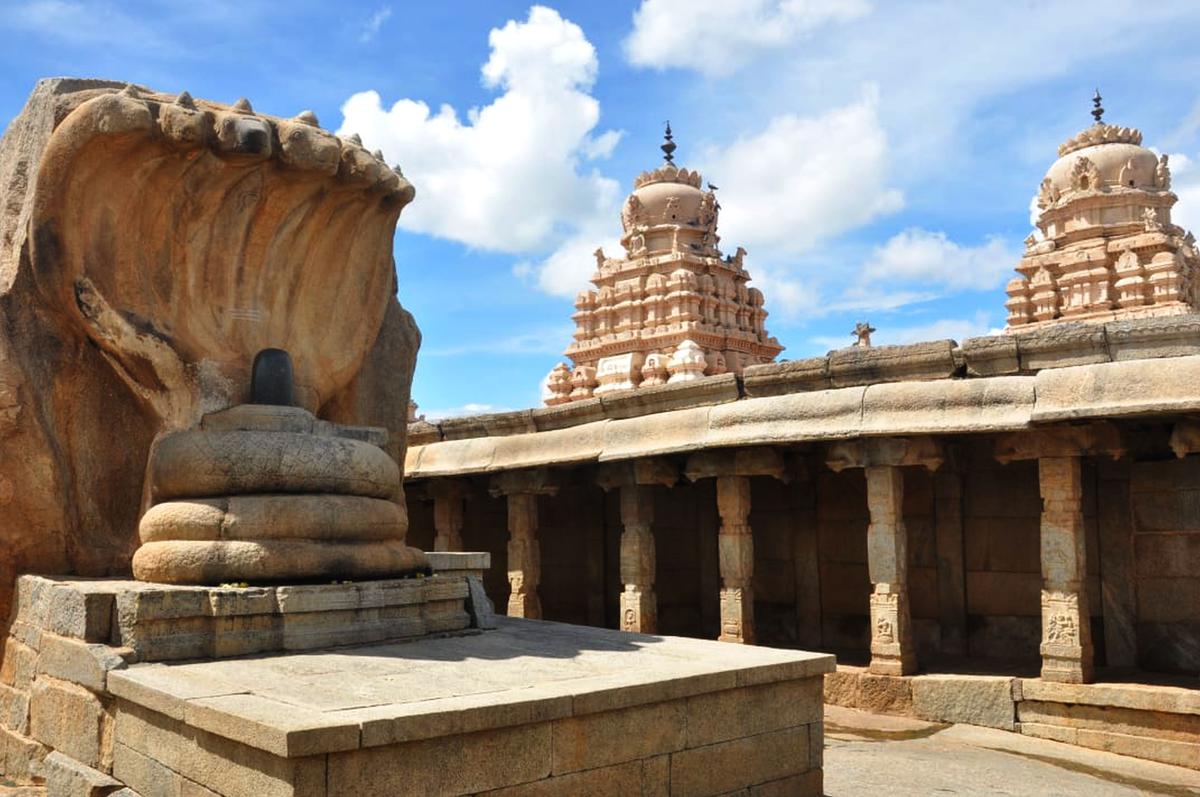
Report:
1,569,832,796
824,665,1200,770
107,619,832,796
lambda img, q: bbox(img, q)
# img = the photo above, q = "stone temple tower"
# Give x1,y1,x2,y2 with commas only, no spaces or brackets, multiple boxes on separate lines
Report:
544,126,783,405
1006,92,1200,328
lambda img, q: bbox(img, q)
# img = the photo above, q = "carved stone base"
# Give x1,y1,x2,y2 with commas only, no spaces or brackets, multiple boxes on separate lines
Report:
1040,589,1094,683
507,589,541,620
869,588,916,676
620,587,657,633
719,586,754,644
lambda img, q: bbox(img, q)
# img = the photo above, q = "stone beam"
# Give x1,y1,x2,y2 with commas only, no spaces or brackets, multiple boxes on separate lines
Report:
825,437,944,473
994,423,1124,464
716,475,754,644
865,465,917,675
684,447,787,482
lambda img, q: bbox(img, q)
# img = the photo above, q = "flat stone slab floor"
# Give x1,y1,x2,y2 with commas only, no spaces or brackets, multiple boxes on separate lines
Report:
825,704,1200,796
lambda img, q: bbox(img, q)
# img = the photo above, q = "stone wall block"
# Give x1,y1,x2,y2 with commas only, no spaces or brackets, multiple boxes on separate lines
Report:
669,725,811,797
46,586,115,642
911,675,1016,730
37,633,131,693
29,677,113,771
43,749,123,797
551,700,686,775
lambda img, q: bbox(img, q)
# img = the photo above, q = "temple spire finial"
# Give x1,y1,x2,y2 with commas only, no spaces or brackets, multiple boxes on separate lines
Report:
661,121,676,164
1092,89,1104,124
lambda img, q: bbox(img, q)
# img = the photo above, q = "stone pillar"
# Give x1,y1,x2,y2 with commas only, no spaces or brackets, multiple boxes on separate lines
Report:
827,437,944,673
1038,456,1094,684
505,492,542,619
490,470,558,620
430,480,468,553
997,426,1124,684
865,466,917,675
619,484,657,633
717,475,755,644
685,448,788,645
596,459,677,634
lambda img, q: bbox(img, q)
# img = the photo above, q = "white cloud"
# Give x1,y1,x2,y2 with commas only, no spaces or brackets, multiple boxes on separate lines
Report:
338,6,620,254
624,0,870,76
1169,152,1200,235
699,87,903,261
860,228,1015,291
358,6,391,43
521,224,622,297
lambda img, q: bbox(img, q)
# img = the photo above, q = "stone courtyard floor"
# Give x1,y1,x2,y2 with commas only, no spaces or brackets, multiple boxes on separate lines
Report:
825,705,1200,796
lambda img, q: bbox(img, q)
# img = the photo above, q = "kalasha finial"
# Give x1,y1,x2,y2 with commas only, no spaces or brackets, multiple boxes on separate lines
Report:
661,121,676,164
1092,89,1104,124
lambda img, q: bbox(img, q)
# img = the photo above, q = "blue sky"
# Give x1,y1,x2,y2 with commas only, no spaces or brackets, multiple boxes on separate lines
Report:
4,1,1200,417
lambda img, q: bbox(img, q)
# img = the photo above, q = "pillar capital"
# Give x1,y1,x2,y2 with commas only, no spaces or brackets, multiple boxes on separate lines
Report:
1169,418,1200,458
596,458,678,491
825,437,944,473
685,447,787,482
489,468,560,498
994,422,1123,464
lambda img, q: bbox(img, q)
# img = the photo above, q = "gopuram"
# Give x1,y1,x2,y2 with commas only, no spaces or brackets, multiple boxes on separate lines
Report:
0,80,832,796
407,100,1200,771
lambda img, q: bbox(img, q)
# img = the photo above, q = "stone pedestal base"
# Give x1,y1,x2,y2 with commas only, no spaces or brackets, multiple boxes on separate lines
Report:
620,587,657,633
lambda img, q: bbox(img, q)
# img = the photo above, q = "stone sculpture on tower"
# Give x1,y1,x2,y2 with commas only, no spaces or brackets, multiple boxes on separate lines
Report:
544,125,782,404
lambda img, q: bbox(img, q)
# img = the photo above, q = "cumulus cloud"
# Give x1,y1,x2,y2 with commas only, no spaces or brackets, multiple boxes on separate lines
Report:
338,6,620,255
859,228,1015,291
624,0,870,76
698,87,903,260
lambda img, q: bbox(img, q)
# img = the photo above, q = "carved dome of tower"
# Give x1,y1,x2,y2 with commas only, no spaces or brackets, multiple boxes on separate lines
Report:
1040,93,1162,197
625,165,706,228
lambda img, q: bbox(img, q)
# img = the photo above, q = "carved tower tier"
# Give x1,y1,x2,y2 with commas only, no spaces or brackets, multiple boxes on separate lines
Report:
1006,93,1200,329
545,127,782,404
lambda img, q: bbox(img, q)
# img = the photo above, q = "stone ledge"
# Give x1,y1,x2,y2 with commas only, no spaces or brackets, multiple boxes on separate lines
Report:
1018,678,1200,716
